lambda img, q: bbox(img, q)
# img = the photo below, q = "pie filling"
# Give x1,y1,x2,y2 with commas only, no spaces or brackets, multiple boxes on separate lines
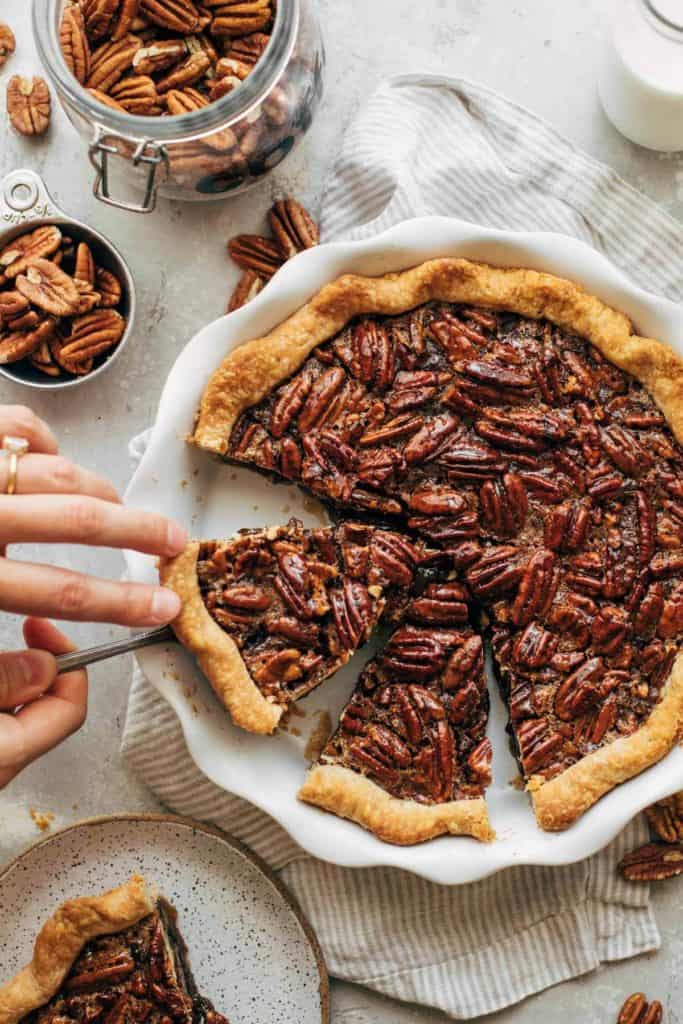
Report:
22,901,229,1024
219,302,683,792
196,520,424,707
317,586,491,805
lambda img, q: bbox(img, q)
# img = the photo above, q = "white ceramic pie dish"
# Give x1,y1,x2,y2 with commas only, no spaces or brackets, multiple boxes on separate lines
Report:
124,216,683,885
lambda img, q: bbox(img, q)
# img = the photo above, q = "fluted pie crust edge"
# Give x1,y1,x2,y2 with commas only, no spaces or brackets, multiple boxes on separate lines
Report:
0,877,155,1024
160,543,283,734
299,764,494,844
531,651,683,830
187,256,683,833
192,257,683,452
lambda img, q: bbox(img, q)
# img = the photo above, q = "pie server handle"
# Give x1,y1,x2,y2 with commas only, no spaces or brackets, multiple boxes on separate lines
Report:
54,626,176,674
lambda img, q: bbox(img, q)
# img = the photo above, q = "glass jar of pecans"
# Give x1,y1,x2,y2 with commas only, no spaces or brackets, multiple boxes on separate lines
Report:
33,0,324,212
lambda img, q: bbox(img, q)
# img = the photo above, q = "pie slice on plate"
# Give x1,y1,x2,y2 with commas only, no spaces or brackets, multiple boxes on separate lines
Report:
184,257,683,834
160,519,423,734
299,584,493,843
0,876,230,1024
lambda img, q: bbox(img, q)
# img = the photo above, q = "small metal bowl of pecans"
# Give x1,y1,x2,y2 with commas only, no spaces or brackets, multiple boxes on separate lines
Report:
0,168,135,389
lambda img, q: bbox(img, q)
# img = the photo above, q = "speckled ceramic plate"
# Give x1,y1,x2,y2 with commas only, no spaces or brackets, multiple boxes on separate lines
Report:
124,216,683,884
0,814,329,1024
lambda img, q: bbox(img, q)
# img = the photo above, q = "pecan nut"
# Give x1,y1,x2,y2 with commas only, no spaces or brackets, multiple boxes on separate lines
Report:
269,198,319,259
60,4,91,83
59,309,126,361
645,791,683,843
140,0,201,33
0,23,16,69
227,234,283,278
0,318,56,365
619,841,683,881
15,260,80,318
6,76,51,136
227,269,264,312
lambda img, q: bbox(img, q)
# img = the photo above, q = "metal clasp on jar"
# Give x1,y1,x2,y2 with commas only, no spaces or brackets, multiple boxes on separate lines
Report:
89,128,169,214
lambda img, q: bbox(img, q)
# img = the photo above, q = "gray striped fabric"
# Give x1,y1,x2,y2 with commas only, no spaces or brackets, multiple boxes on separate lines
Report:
122,74,683,1019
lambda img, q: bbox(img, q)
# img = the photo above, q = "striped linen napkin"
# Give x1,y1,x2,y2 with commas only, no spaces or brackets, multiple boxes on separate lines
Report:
121,74,683,1018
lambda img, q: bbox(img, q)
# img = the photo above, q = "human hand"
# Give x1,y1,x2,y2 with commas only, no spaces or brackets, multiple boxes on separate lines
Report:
0,617,87,789
0,405,187,626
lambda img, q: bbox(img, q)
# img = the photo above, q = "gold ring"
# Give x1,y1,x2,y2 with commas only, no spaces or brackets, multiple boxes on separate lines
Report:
2,435,29,495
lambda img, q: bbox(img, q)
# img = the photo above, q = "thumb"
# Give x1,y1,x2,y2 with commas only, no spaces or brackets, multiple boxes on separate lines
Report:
0,649,57,711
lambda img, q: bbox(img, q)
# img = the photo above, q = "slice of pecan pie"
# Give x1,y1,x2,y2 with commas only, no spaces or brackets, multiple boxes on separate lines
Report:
299,584,493,843
160,519,422,734
0,876,230,1024
190,258,683,831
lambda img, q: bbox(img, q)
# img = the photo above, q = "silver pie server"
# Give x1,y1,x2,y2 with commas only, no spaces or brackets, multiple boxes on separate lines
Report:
54,625,176,674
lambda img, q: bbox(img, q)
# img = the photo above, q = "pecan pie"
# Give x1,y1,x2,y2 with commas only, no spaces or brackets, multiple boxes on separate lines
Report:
0,876,231,1024
183,258,683,836
160,519,423,733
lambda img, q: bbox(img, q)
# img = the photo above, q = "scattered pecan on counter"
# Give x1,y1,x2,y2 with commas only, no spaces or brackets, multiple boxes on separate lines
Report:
645,791,683,843
617,993,663,1024
619,841,683,881
6,75,51,136
0,225,127,378
226,196,319,311
0,22,16,69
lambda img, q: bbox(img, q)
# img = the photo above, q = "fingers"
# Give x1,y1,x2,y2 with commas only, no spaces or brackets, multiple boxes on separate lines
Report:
0,648,56,710
0,494,186,555
0,454,120,502
0,405,58,455
0,619,87,788
0,557,181,626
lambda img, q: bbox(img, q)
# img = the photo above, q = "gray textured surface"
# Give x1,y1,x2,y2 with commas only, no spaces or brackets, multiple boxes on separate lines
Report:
0,0,682,1020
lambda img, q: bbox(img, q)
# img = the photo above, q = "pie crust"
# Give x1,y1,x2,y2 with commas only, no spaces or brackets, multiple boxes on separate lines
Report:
187,256,683,834
160,542,283,734
193,257,683,453
299,764,493,844
0,876,155,1024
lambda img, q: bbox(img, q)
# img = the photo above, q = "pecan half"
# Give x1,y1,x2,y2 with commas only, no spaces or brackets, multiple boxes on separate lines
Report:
0,23,16,69
619,841,683,881
269,199,319,259
616,994,663,1024
59,309,126,361
208,0,273,38
0,318,56,365
0,226,62,279
227,269,264,312
86,35,141,92
16,260,80,317
140,0,201,32
110,74,160,113
646,792,683,843
227,234,283,278
6,76,51,136
96,268,124,308
60,5,91,83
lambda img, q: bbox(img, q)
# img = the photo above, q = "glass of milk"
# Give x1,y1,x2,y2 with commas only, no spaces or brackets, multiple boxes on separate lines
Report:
599,0,683,151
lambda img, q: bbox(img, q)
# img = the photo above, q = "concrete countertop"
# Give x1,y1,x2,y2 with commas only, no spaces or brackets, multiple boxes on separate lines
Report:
1,1,682,1020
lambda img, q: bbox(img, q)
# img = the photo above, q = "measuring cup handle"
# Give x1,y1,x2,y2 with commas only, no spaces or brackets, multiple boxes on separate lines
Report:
0,169,67,227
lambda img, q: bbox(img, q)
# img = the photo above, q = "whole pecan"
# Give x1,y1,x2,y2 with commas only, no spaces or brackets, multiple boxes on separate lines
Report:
96,268,124,308
133,38,188,75
0,318,56,365
619,841,683,881
110,74,160,114
208,0,272,38
6,76,51,136
0,226,62,280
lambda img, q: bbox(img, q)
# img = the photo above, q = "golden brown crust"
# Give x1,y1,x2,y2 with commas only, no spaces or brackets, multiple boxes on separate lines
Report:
531,652,683,831
0,876,156,1024
298,763,494,844
192,257,683,452
159,543,282,735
